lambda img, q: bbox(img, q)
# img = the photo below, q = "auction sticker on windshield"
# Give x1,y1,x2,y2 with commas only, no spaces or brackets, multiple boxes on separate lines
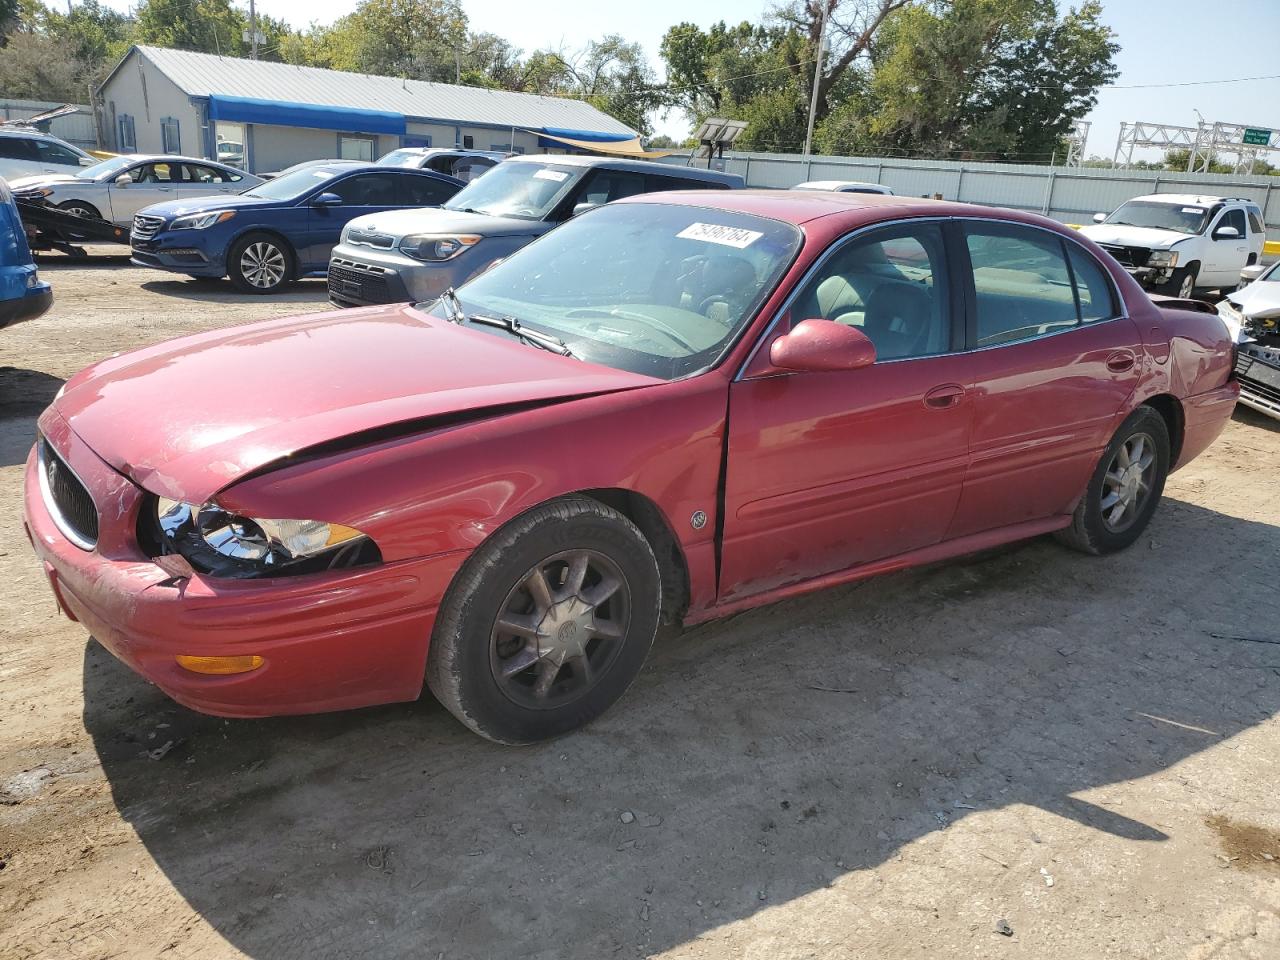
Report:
534,169,570,182
1181,207,1204,214
677,222,764,249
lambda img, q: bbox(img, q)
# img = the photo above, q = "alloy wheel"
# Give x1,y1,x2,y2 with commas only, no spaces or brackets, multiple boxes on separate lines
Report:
489,549,631,709
1178,273,1194,299
240,241,286,289
1100,431,1155,533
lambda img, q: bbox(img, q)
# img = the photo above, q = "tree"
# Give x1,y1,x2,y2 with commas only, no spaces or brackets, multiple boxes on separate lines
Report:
133,0,247,56
538,36,667,135
41,0,133,84
0,31,85,99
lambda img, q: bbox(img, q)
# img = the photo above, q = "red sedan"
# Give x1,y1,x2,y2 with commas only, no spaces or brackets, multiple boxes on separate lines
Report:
24,191,1238,743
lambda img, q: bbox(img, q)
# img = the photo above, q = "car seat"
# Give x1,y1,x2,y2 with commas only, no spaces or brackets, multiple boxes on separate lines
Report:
862,283,933,359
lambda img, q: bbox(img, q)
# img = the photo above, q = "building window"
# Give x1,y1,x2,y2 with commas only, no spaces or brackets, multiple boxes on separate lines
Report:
338,135,375,162
118,114,136,152
160,117,181,154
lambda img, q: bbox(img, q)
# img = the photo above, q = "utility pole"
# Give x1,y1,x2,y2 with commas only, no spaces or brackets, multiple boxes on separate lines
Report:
803,1,829,157
249,0,259,59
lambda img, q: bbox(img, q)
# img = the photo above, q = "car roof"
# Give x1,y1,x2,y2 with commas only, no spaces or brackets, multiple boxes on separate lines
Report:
115,153,240,166
618,188,1065,229
391,147,508,158
794,180,887,190
504,153,742,185
1124,193,1248,206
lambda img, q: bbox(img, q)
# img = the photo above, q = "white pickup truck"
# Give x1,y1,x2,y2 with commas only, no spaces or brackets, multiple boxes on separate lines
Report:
1079,194,1265,298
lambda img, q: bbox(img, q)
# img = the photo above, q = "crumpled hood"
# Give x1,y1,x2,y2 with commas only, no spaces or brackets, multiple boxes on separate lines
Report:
1229,280,1280,320
347,206,549,241
50,303,659,503
7,173,82,190
1078,224,1193,250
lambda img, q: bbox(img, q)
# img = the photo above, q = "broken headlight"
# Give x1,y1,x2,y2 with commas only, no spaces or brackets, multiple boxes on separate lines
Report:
151,497,380,578
1147,250,1178,268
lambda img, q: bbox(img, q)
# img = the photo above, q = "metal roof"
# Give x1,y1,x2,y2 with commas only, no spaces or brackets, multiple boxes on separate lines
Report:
116,46,637,138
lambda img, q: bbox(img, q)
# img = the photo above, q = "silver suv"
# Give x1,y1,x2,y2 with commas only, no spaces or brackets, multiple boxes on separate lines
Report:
327,155,744,308
0,128,95,181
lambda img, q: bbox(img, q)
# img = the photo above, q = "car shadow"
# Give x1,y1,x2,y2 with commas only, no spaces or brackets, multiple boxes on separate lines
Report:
0,368,63,467
1234,405,1280,434
138,277,332,304
82,499,1279,958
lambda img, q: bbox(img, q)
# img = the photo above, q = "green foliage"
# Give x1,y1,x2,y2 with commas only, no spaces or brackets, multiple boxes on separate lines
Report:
133,0,247,56
0,31,86,99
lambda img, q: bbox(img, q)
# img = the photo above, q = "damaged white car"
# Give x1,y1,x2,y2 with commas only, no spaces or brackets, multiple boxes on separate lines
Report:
1219,260,1280,422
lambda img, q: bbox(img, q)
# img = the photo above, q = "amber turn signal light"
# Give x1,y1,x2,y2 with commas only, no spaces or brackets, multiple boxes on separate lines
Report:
175,654,264,675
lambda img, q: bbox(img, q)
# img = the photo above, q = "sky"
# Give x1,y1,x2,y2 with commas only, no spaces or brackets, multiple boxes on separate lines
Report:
71,0,1280,154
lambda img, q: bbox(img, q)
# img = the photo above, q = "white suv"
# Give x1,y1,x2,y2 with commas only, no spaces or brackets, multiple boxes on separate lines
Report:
1079,194,1265,298
0,128,96,181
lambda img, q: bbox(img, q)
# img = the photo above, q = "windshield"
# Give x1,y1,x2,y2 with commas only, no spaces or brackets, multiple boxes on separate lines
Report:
1104,200,1211,234
79,156,137,181
427,202,802,380
443,161,580,220
245,166,346,201
377,149,419,167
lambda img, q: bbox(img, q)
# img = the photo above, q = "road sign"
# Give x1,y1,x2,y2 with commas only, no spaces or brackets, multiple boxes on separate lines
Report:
1242,128,1272,146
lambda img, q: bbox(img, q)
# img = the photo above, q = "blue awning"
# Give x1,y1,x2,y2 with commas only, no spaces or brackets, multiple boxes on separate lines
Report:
539,126,633,143
207,95,406,136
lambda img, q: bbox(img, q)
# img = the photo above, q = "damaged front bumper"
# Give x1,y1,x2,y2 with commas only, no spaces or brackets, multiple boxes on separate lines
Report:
1222,300,1280,422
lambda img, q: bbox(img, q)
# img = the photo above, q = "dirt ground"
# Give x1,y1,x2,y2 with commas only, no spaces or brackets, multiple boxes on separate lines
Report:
2,251,1279,960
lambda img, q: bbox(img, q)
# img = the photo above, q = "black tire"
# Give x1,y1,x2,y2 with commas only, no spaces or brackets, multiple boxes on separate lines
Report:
1159,263,1198,299
227,231,295,294
1056,405,1170,555
56,200,101,241
427,497,662,744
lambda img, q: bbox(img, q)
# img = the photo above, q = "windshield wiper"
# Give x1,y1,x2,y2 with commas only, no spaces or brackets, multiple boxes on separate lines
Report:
439,287,465,324
469,313,575,357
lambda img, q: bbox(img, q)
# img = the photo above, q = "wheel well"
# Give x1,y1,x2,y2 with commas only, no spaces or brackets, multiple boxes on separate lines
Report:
58,199,100,216
578,488,690,627
1142,394,1184,464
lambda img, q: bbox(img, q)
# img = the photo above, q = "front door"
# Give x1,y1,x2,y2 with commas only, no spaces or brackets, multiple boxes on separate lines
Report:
947,221,1144,538
108,161,177,222
720,221,973,601
1202,207,1249,287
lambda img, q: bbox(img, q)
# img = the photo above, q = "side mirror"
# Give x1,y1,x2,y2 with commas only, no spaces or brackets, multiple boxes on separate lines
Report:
79,157,96,166
770,318,876,373
1213,225,1240,240
1092,212,1106,223
572,201,599,217
311,192,343,208
114,174,132,185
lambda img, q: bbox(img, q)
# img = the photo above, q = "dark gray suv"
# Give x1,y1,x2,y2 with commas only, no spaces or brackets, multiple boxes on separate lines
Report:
327,154,744,307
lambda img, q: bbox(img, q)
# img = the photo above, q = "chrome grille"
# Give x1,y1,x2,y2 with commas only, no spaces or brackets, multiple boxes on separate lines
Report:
346,228,395,249
38,437,98,549
132,214,164,239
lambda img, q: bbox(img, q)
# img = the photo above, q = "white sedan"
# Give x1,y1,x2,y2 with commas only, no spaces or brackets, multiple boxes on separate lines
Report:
8,155,262,227
791,180,894,195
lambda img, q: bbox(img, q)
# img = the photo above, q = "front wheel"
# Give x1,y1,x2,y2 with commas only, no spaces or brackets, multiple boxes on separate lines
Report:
427,498,662,744
1159,264,1198,299
1056,405,1170,555
228,232,294,294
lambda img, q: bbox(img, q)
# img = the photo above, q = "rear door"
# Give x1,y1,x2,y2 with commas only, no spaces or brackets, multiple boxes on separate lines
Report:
947,221,1143,538
720,220,973,601
178,162,244,202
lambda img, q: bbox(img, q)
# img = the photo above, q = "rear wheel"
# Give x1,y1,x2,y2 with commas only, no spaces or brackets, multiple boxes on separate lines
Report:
427,498,661,744
228,232,294,294
1056,406,1170,555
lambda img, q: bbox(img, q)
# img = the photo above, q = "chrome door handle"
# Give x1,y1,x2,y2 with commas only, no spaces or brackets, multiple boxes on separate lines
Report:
924,384,965,409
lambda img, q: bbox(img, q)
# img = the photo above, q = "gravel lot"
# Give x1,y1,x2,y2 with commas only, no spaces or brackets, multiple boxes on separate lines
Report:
2,252,1279,960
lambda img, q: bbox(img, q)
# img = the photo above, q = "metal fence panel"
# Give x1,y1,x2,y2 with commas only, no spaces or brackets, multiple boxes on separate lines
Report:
662,150,1279,234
